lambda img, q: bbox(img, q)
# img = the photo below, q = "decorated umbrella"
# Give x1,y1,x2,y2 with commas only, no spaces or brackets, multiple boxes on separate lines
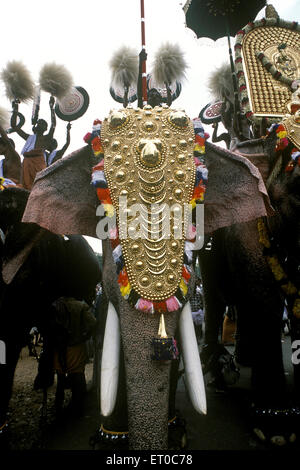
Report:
183,0,266,40
183,0,267,135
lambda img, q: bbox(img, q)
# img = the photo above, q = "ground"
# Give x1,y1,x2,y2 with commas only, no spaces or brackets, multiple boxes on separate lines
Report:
3,334,300,451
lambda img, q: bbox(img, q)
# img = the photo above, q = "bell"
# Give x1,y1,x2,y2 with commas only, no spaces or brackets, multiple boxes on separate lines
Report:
151,314,179,361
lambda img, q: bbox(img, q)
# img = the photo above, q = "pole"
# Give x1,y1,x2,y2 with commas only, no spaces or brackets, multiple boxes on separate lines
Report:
140,0,148,105
225,19,242,139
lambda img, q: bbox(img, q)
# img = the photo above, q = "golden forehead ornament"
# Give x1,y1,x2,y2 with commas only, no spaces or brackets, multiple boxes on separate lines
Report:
101,106,196,302
235,18,300,125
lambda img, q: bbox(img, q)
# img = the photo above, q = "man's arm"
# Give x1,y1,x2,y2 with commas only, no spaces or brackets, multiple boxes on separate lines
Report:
10,101,29,141
47,96,56,139
51,123,71,164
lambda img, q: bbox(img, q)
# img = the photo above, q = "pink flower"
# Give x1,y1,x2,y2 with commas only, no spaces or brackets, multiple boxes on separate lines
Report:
136,299,154,313
166,296,181,312
109,226,119,240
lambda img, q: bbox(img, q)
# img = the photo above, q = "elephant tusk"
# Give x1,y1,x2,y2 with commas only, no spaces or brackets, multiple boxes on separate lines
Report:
179,301,207,415
100,301,120,417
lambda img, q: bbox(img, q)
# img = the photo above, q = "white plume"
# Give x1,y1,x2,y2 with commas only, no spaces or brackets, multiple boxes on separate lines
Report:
208,63,234,100
1,61,35,102
39,63,73,99
0,106,10,129
152,43,187,86
109,46,139,88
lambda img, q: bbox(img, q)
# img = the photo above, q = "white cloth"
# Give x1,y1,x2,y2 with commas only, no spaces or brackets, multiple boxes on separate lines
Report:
47,150,57,166
3,178,16,187
21,134,37,155
0,159,16,186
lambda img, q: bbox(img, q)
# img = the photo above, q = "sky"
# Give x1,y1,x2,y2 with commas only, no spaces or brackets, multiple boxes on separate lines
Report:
1,0,300,252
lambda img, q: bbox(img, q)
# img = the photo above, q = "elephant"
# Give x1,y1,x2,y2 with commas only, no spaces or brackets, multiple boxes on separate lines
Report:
0,186,101,442
199,123,300,445
15,104,271,450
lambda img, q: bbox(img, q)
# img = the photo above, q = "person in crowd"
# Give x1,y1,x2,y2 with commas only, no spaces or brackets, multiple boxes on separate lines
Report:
0,125,21,186
11,96,56,190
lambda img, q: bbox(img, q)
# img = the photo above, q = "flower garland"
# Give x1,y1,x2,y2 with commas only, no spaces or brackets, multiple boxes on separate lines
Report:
257,122,300,318
255,50,295,88
86,116,208,314
266,122,300,173
257,218,300,318
234,17,300,126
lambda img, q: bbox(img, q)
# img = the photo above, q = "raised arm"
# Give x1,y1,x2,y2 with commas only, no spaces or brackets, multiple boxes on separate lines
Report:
10,101,29,141
51,122,71,164
47,96,56,139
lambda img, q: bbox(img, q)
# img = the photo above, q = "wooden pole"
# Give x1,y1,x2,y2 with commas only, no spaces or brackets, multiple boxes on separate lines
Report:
140,0,148,105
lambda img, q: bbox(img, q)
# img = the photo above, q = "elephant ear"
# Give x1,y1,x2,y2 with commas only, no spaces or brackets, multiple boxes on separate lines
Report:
2,224,45,284
22,145,98,236
204,141,274,234
230,133,277,186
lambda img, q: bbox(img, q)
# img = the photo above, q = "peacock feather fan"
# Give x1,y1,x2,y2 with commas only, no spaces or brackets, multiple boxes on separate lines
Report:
152,43,188,86
1,61,35,103
109,46,139,88
39,63,73,99
0,106,10,129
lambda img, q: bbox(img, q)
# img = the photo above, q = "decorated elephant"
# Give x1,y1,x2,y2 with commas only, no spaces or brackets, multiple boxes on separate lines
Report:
0,187,101,441
14,103,271,450
199,109,300,444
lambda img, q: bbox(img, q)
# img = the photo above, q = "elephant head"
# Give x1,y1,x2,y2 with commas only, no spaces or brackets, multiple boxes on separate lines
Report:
18,105,270,450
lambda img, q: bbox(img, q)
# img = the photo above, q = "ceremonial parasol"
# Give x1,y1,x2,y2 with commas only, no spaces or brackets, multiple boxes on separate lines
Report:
183,0,266,41
183,0,267,135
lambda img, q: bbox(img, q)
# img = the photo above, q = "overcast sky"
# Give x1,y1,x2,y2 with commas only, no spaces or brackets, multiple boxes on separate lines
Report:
1,0,299,252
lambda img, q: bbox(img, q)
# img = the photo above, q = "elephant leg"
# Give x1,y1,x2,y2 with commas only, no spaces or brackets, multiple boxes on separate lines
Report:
68,372,87,416
167,350,187,450
55,373,65,415
227,225,286,406
0,337,22,442
225,223,298,445
198,235,231,385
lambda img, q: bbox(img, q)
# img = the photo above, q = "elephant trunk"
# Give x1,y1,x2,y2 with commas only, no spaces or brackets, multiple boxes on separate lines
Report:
120,306,179,450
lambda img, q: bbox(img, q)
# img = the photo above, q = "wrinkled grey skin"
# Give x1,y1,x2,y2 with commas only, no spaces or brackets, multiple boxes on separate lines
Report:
101,240,190,449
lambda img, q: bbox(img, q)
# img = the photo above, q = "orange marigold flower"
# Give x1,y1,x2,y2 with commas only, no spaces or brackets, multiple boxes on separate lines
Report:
182,266,191,281
153,301,167,313
118,269,129,286
92,136,103,152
